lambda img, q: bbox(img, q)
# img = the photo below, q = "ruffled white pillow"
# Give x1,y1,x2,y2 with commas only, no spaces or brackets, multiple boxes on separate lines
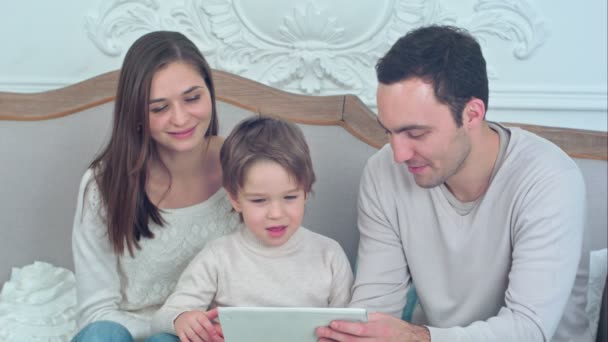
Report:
0,262,77,342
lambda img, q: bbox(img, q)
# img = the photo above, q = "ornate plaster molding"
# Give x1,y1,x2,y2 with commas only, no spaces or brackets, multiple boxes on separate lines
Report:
469,0,549,60
85,0,550,106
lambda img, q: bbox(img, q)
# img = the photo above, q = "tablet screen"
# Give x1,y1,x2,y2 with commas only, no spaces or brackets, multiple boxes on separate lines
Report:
218,307,368,342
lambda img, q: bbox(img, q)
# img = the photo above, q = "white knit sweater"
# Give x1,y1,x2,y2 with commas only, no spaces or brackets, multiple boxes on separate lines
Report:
72,169,240,341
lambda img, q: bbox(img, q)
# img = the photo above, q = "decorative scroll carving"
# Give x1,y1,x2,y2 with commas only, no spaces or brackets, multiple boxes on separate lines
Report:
85,0,550,106
85,0,161,57
469,0,550,59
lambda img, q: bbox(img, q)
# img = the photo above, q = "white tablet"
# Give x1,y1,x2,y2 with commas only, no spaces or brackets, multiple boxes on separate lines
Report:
218,307,368,342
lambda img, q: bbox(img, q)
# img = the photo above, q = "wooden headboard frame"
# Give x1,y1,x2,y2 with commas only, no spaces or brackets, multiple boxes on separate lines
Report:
1,69,606,160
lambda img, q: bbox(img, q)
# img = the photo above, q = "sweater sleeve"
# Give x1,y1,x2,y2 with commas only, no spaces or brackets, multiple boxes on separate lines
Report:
328,242,355,308
71,170,151,340
349,158,411,317
151,244,220,334
428,167,586,342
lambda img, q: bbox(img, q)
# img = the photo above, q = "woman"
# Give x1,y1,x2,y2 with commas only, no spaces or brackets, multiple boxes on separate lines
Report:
71,31,239,342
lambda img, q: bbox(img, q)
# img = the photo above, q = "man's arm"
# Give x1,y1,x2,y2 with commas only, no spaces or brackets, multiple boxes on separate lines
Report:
349,158,411,316
319,167,586,342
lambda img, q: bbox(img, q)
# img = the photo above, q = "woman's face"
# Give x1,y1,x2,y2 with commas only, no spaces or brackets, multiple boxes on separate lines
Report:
147,61,212,157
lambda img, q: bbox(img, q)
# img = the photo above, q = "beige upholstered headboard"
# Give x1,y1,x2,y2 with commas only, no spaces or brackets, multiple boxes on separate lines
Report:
0,70,606,284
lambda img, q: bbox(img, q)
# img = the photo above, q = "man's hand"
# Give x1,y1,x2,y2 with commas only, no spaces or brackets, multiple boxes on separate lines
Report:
174,308,224,342
315,312,430,342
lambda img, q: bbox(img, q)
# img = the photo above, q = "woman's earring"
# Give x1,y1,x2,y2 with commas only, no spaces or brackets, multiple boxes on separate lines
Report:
137,123,143,133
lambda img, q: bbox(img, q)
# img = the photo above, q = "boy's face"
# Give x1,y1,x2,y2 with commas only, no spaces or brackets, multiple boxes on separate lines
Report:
228,160,306,247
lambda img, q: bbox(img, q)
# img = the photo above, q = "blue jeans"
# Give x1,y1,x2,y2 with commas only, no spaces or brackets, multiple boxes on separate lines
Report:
71,321,178,342
146,333,179,342
71,321,133,342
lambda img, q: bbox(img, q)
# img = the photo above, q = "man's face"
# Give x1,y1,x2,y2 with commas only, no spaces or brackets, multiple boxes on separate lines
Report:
376,77,472,188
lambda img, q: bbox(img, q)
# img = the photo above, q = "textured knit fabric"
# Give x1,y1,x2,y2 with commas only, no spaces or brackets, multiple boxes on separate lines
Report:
350,122,591,341
72,169,240,341
152,226,354,334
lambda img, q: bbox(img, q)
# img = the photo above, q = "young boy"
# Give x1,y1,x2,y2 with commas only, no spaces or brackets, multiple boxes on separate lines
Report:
151,116,354,341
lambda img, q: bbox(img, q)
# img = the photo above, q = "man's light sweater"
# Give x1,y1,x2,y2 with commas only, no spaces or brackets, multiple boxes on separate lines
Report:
153,226,354,334
72,169,240,341
350,122,591,341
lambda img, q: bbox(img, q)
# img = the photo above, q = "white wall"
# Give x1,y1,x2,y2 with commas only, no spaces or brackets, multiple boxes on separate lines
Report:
1,0,606,131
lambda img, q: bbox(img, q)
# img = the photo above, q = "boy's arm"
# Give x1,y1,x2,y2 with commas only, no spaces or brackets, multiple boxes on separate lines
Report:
151,245,220,334
328,243,355,307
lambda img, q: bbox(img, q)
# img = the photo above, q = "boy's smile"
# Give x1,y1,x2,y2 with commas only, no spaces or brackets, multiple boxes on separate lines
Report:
266,225,288,238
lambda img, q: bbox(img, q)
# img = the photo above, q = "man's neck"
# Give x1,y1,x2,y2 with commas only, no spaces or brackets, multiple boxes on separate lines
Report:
445,125,500,202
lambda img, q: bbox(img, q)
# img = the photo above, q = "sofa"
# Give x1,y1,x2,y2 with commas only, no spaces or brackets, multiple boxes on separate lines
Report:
0,69,606,340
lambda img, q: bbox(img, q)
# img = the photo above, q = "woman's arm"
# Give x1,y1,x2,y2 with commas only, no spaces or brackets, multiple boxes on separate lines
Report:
72,170,151,339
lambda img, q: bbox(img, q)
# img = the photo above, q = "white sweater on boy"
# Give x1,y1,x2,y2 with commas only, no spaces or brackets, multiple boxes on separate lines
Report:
152,226,354,334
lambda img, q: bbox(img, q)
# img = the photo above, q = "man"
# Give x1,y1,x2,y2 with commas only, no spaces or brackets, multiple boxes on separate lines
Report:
316,25,591,341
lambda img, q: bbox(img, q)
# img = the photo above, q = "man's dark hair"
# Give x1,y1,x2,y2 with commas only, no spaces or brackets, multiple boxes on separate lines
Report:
376,25,489,126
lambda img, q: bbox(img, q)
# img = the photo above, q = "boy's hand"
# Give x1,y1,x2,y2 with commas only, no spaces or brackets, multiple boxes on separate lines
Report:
174,308,224,342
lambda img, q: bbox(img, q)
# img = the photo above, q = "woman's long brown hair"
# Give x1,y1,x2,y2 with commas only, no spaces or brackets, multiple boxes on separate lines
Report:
89,31,219,256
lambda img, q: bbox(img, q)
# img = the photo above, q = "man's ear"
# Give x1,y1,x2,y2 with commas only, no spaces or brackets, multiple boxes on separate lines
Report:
462,98,486,129
227,192,242,212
